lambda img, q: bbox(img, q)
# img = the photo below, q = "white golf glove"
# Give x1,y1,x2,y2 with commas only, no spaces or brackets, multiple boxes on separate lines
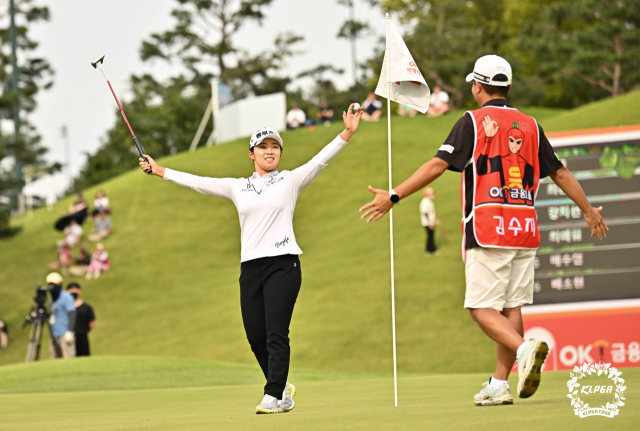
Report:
64,331,75,344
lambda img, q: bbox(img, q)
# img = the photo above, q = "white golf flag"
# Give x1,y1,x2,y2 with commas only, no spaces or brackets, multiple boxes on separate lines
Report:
375,19,430,113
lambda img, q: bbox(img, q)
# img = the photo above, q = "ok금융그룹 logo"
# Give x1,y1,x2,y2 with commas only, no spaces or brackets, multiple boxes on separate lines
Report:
567,362,626,418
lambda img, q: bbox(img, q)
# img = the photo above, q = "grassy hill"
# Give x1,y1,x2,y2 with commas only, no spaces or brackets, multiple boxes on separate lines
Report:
544,89,640,131
0,94,635,374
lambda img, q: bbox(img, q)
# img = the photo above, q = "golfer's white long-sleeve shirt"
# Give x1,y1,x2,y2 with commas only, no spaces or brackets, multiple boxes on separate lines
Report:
163,134,348,262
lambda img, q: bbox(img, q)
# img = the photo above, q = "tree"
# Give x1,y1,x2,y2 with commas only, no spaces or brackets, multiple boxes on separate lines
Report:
71,0,304,192
336,0,377,85
568,0,640,97
0,0,56,231
68,74,212,193
377,0,640,108
140,0,301,98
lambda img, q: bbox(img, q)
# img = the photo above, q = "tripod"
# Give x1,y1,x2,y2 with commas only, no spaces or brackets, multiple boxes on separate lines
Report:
24,306,51,362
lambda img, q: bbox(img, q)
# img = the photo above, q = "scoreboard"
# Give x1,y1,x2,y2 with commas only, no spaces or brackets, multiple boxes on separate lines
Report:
521,125,640,371
533,126,640,304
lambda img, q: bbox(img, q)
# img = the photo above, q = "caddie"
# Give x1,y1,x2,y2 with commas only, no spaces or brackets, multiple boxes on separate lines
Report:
359,55,608,405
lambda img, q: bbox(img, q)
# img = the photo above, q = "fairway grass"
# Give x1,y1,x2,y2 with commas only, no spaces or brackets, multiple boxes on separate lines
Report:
0,357,637,431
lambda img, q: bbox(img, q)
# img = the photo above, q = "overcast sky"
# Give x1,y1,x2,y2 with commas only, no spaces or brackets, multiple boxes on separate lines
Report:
24,0,385,198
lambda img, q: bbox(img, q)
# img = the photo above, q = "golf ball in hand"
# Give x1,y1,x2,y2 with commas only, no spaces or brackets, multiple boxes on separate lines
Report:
353,103,361,111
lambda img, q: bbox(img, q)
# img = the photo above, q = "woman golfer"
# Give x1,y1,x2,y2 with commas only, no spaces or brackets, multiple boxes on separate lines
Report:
139,104,363,414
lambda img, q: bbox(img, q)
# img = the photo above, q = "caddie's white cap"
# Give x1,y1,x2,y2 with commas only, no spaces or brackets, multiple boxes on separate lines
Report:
249,127,283,149
46,272,63,285
465,55,512,87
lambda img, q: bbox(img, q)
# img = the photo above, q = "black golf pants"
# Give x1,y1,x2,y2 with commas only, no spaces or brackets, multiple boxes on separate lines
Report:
425,226,436,253
75,334,90,357
239,254,301,399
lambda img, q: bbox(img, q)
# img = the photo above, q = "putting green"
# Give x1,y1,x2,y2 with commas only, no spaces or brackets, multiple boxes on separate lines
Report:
0,357,637,430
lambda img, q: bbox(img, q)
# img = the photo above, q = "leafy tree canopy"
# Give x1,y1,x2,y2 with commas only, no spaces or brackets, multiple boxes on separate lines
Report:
0,0,57,231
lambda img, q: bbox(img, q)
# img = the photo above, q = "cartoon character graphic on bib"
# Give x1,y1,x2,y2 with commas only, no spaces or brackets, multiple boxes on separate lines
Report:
476,115,534,204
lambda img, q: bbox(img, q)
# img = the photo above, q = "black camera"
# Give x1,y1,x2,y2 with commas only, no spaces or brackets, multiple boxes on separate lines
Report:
24,285,51,326
33,285,50,309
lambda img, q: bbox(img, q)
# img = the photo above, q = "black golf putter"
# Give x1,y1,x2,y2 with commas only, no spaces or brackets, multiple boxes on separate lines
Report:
91,54,152,174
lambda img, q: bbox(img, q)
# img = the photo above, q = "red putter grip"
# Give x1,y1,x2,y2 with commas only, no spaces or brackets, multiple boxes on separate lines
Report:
133,136,152,174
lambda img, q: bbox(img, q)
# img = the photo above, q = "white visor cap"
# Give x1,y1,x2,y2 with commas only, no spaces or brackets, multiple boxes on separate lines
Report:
250,127,283,150
465,55,512,87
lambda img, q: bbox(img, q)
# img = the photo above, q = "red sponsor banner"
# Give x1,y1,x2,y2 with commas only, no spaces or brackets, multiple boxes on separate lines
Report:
513,307,640,371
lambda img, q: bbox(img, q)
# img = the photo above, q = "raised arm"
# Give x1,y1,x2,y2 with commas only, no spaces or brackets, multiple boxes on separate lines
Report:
139,155,234,200
289,104,363,191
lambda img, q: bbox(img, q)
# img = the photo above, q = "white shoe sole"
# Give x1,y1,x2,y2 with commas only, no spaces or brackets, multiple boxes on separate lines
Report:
255,406,283,414
518,341,549,398
474,397,513,406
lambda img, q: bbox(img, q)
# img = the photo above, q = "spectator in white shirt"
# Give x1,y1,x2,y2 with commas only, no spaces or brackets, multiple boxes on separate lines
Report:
427,86,451,116
92,190,110,216
286,103,306,129
63,219,83,247
138,104,364,415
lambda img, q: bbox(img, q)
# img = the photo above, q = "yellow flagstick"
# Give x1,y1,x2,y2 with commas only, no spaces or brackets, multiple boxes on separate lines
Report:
385,12,399,408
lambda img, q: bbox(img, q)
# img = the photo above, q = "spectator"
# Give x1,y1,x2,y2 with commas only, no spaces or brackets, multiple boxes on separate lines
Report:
92,190,110,217
420,187,438,256
286,103,306,130
427,86,451,117
68,246,91,277
0,318,8,349
66,283,96,357
62,218,83,247
50,242,74,270
46,272,76,359
397,104,418,117
86,243,110,280
88,211,113,241
68,193,88,222
75,246,91,266
318,98,335,125
361,92,382,122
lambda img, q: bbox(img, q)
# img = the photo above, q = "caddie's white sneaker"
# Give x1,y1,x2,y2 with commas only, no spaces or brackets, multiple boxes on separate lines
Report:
280,382,296,412
255,395,283,414
474,380,513,406
516,339,549,398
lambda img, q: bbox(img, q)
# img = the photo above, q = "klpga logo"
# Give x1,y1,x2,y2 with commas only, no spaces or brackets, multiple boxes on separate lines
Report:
567,362,626,418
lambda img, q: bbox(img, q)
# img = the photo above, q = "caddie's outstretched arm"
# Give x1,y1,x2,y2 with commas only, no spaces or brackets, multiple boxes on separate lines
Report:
550,166,609,239
359,157,450,223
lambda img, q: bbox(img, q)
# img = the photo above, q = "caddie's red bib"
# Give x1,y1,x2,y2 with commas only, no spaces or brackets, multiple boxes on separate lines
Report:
463,106,541,249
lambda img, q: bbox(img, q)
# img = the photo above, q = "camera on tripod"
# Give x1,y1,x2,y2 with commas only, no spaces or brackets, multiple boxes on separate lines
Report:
24,285,51,325
23,284,53,362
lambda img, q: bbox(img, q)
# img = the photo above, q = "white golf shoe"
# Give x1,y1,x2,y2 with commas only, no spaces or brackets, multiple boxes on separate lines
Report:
516,339,549,398
255,395,283,414
280,382,296,413
474,380,513,406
